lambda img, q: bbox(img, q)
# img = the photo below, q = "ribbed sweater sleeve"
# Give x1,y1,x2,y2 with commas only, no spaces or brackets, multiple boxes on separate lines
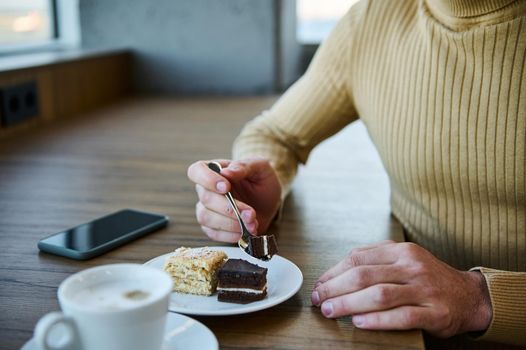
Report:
470,267,526,345
232,6,360,196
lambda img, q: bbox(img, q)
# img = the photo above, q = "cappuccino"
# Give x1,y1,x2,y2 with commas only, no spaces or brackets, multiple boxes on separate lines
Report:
72,280,156,311
35,264,173,350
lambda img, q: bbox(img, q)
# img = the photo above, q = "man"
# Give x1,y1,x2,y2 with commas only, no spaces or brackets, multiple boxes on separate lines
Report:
188,0,526,346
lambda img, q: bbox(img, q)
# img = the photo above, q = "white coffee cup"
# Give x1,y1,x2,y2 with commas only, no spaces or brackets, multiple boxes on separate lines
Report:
34,263,173,350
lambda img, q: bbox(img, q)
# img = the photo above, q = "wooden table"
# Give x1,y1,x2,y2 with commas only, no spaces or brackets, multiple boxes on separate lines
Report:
0,97,424,350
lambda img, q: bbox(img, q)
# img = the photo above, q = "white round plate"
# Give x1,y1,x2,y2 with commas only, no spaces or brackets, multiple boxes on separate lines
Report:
144,246,303,316
21,312,218,350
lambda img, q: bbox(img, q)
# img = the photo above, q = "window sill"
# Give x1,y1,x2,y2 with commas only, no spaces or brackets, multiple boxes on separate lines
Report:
0,47,130,74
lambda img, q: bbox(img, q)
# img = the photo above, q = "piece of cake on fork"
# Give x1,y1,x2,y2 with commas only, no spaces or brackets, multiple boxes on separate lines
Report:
163,247,227,296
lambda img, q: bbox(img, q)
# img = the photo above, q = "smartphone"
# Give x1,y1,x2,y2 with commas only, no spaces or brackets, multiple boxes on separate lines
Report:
38,209,169,260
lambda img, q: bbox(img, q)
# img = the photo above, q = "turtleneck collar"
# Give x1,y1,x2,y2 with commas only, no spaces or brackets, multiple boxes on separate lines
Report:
426,0,518,18
424,0,525,30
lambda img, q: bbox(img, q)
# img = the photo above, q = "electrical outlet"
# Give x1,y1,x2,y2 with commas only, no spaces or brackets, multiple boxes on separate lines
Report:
0,81,39,127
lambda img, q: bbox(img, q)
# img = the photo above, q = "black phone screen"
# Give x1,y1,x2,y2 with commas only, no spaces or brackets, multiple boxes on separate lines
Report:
39,209,167,252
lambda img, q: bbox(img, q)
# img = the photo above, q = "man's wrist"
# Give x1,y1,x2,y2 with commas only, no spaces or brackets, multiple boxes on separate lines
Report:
463,271,492,333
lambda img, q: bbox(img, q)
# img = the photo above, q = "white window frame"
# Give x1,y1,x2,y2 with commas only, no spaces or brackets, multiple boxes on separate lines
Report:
296,0,359,45
0,0,80,56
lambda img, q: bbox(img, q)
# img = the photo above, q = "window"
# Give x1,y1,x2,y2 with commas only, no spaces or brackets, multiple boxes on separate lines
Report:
0,0,79,55
297,0,360,44
0,0,55,47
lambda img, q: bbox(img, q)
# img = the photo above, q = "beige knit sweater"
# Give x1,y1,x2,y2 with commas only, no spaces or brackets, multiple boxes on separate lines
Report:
233,0,526,345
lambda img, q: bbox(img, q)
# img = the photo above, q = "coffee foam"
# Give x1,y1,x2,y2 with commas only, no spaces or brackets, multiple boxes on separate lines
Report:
72,280,160,311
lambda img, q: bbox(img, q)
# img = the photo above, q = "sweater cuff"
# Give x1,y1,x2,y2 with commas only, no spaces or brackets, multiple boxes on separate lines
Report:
469,267,526,346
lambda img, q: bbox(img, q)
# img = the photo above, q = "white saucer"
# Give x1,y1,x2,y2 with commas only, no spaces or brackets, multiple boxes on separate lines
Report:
144,246,304,316
21,312,218,350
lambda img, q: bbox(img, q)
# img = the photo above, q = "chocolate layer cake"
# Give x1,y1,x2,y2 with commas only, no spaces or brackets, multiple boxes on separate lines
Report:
247,234,278,261
164,247,227,296
217,259,268,303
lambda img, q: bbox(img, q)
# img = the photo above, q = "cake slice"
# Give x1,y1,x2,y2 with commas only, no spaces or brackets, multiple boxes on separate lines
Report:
163,247,227,296
217,259,268,303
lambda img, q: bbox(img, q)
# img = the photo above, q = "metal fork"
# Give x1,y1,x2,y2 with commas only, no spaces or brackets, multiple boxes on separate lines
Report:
207,162,252,252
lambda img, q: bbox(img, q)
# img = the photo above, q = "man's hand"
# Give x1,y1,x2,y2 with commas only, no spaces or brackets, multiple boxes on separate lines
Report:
187,157,281,243
311,241,492,337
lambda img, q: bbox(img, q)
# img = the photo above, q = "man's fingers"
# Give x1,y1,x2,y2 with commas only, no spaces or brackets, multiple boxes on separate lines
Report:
351,306,430,331
187,160,232,193
196,202,258,234
316,242,399,284
351,240,396,252
312,265,409,305
221,157,274,182
319,284,416,318
200,225,240,243
195,184,257,226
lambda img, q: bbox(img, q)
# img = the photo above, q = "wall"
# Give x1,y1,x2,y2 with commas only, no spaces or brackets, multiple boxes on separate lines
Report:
277,0,302,91
0,50,131,138
80,0,283,95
